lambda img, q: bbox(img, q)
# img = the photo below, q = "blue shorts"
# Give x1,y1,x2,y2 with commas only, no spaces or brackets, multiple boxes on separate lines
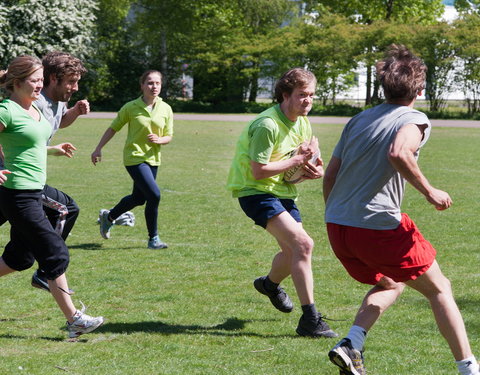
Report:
238,194,302,229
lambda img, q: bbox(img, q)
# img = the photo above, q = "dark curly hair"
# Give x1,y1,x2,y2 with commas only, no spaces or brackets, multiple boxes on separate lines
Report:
42,51,87,86
376,44,427,101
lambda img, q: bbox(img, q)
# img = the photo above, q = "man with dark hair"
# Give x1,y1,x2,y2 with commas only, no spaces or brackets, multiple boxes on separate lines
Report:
227,68,337,338
30,51,90,291
324,45,479,375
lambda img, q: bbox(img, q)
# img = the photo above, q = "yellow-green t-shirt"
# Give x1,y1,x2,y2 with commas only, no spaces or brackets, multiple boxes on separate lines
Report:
226,105,312,199
110,96,174,166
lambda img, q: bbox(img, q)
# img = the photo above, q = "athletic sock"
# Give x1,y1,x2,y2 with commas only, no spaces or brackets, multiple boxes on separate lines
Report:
301,303,318,320
346,325,367,351
456,356,479,375
263,276,279,292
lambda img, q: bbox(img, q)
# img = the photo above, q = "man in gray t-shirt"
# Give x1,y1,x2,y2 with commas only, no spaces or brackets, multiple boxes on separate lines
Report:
29,52,89,293
324,45,479,375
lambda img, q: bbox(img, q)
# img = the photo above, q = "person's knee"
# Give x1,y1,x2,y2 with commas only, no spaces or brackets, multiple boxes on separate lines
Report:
292,233,314,260
68,200,80,218
41,254,70,280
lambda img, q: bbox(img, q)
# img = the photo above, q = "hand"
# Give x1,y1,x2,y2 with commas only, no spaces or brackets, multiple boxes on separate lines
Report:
49,143,76,158
0,169,11,185
302,157,324,179
91,149,102,166
74,100,90,116
426,188,452,210
147,133,161,144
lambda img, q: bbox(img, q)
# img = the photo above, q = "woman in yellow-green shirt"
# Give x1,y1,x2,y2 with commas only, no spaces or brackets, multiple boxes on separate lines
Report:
91,70,173,249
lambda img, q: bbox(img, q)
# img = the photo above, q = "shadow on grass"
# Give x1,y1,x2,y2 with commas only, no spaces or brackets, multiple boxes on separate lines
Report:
98,317,295,338
0,333,65,342
69,243,104,250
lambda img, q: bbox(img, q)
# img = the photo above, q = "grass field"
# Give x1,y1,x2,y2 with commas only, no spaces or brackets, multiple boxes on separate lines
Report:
0,116,479,375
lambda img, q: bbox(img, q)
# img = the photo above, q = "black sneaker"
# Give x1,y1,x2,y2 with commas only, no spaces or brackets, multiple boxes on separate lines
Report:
31,269,74,294
296,313,339,338
328,338,366,375
253,276,293,313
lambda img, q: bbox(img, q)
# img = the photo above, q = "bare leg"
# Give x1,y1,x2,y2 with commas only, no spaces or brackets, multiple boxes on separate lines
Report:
0,257,16,277
407,260,472,361
353,276,405,331
266,212,314,305
47,273,76,323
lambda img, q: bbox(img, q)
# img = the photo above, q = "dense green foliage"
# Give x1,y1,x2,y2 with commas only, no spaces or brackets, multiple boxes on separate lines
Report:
0,117,478,374
3,0,480,116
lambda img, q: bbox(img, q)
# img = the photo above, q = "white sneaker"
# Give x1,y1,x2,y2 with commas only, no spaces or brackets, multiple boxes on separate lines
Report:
66,302,104,338
99,209,113,239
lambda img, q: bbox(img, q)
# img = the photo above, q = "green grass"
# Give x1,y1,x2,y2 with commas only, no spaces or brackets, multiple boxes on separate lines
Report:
0,117,479,374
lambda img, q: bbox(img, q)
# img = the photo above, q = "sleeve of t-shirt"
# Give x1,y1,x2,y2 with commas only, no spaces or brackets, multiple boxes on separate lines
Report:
164,105,174,136
398,111,431,148
110,104,129,132
0,102,12,129
248,117,277,164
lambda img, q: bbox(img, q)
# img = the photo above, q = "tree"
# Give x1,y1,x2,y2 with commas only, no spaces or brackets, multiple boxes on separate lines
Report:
412,22,456,112
304,0,445,105
451,14,480,114
0,0,97,68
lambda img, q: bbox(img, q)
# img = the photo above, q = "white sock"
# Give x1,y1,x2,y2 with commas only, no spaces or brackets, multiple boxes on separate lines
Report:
346,325,367,351
456,356,479,375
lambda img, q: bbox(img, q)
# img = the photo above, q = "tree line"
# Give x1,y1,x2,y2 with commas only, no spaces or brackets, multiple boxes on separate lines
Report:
2,0,480,115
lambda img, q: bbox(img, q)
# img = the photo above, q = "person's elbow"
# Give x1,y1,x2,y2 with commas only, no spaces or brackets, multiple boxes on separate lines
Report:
388,147,409,166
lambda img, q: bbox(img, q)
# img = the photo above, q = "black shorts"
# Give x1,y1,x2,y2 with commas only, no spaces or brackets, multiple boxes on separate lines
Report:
238,193,302,229
0,187,69,279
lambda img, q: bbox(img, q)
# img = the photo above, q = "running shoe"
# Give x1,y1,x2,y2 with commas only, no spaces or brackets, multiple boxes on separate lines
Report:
148,235,168,249
296,313,338,338
253,276,293,313
329,338,366,375
99,209,113,239
66,302,104,338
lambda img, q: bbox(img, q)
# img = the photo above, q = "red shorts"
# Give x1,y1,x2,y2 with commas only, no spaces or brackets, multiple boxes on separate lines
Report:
326,213,436,285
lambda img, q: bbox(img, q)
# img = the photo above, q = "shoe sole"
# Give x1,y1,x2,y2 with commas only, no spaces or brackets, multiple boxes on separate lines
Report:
296,326,339,338
253,278,293,313
148,244,168,249
328,348,362,375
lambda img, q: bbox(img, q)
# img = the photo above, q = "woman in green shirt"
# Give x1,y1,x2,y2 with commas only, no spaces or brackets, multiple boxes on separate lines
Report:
91,70,173,249
0,55,103,338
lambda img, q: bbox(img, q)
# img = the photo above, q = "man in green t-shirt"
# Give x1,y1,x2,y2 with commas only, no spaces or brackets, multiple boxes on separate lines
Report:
227,68,337,338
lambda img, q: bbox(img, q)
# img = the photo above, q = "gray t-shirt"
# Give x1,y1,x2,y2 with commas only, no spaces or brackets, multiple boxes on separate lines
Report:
35,91,67,144
325,103,431,230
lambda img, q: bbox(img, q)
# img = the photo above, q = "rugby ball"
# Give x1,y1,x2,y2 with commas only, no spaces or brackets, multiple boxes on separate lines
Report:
284,148,320,184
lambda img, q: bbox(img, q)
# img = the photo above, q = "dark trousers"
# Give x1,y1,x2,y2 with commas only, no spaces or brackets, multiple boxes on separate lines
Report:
0,187,69,279
110,163,160,238
42,184,80,241
0,184,80,241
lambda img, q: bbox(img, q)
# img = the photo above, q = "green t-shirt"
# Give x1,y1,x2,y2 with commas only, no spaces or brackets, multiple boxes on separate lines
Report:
226,104,312,199
0,99,51,190
110,96,174,166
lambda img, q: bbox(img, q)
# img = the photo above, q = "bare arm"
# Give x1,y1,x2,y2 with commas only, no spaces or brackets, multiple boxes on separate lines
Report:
147,134,172,145
60,100,90,129
323,156,341,203
388,123,452,210
91,127,117,165
47,143,76,158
